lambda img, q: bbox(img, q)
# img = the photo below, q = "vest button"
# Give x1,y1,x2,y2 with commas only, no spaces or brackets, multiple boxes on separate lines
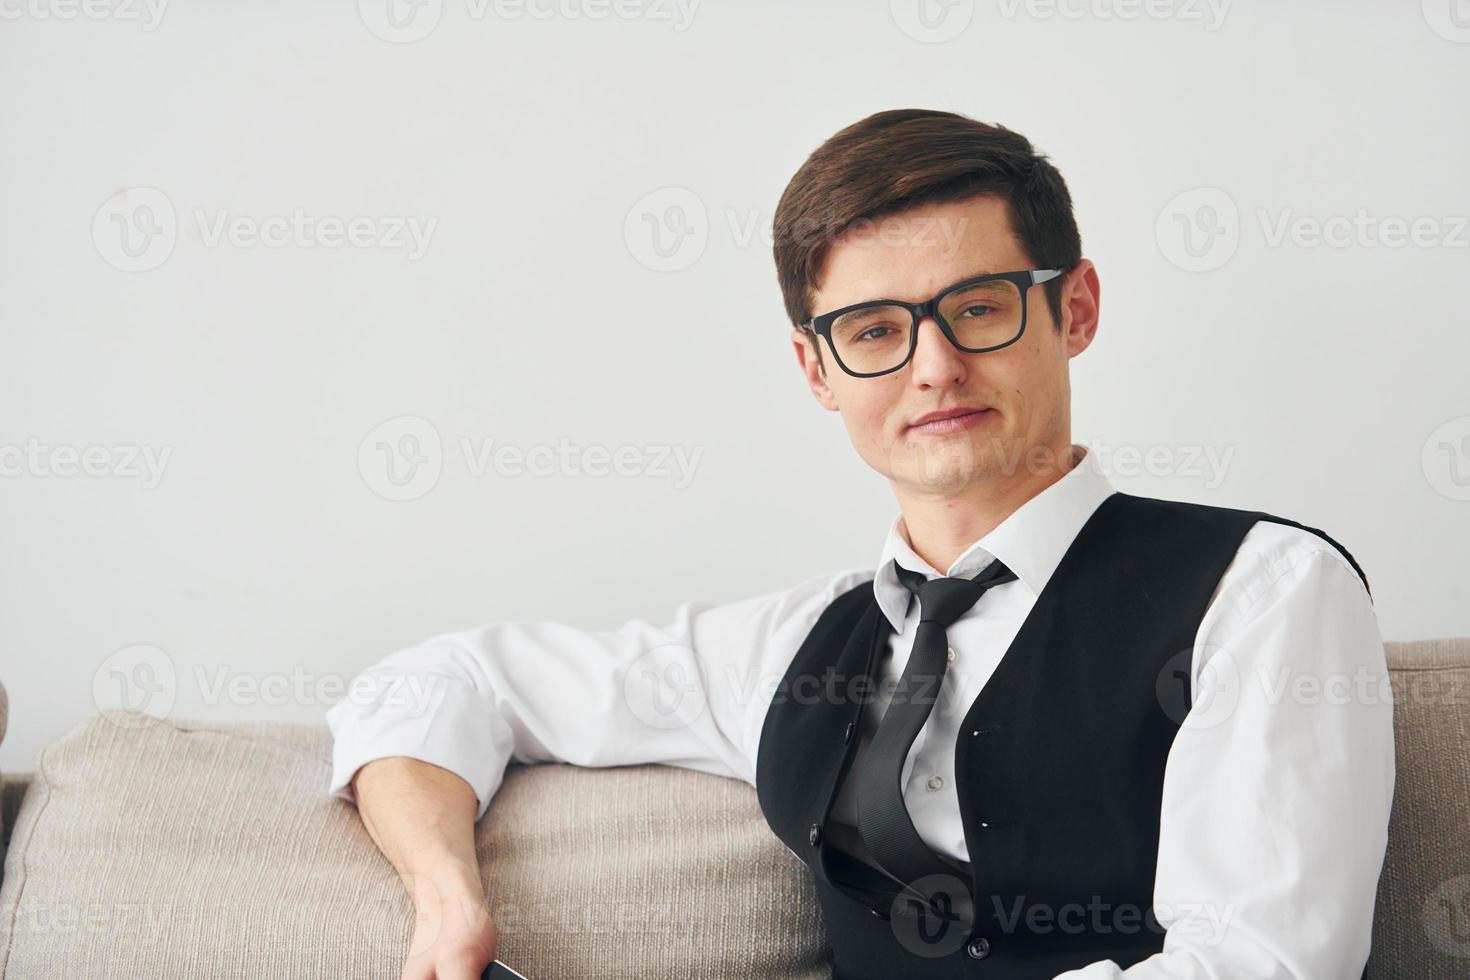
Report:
869,906,890,920
808,823,821,846
843,721,855,743
966,937,991,959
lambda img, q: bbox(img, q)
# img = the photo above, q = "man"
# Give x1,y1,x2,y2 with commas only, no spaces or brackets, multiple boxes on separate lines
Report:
326,108,1394,979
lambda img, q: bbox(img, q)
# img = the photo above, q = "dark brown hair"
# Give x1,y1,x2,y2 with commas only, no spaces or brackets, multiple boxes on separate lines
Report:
773,108,1082,342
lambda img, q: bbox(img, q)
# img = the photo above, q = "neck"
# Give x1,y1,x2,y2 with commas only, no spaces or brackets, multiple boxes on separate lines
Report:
895,440,1082,574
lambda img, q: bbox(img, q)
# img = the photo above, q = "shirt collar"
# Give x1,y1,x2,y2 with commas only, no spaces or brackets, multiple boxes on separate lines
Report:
872,443,1117,631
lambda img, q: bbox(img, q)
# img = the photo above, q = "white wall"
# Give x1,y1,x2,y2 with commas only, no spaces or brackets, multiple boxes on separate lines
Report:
2,0,1467,773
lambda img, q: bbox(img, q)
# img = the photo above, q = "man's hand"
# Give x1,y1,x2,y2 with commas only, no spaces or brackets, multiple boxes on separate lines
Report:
348,757,498,980
399,863,498,980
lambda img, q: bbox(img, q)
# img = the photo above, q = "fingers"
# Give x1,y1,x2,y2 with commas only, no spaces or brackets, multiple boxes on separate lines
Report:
433,949,495,980
399,953,436,980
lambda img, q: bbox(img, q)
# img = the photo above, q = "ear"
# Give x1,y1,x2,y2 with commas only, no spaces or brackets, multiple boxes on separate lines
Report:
1059,258,1100,357
792,328,840,411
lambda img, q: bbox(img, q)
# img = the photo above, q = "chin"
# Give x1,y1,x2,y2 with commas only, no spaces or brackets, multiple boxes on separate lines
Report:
898,455,983,491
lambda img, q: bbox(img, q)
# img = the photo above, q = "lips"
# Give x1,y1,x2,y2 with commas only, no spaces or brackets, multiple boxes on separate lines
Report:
906,407,996,436
909,407,990,428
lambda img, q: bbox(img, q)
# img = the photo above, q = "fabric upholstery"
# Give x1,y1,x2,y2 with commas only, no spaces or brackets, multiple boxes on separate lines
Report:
1364,638,1470,978
0,710,828,979
0,680,7,875
0,639,1467,978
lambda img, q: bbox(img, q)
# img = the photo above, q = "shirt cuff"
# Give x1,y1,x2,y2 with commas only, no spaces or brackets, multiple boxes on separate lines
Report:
325,671,514,823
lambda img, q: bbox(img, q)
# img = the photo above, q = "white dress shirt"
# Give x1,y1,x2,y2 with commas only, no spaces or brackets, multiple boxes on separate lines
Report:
325,443,1394,979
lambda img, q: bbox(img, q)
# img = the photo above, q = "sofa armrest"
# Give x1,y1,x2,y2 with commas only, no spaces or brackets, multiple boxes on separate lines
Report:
1,679,8,867
2,772,31,855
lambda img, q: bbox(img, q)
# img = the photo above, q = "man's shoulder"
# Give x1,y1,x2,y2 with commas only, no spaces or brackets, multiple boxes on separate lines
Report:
1192,509,1374,645
1107,491,1370,596
690,565,875,648
1232,517,1371,598
786,565,878,613
749,565,880,642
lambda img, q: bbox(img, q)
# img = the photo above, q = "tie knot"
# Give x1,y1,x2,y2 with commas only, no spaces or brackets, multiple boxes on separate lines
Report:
892,557,1017,627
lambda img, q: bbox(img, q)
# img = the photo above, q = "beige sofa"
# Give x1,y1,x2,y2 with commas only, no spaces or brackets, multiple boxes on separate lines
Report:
2,639,1468,979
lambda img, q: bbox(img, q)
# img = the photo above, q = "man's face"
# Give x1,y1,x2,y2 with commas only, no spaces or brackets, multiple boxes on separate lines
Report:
792,193,1098,496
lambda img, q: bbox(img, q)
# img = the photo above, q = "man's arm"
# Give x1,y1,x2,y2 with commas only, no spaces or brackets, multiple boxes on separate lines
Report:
1056,533,1395,979
325,607,756,825
351,757,496,980
325,568,872,970
326,567,873,818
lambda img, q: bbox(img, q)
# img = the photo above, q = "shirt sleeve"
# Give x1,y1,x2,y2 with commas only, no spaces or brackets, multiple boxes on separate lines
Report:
324,566,874,822
1054,537,1395,979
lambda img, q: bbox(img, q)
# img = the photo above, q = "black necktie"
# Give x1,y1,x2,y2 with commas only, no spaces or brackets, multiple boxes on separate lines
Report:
853,555,1018,893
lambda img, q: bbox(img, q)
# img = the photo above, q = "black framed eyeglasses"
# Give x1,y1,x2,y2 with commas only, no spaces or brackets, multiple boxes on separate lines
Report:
799,268,1065,378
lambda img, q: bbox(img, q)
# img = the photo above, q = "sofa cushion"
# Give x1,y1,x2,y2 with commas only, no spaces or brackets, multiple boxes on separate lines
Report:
1367,637,1470,979
0,711,830,979
0,680,7,872
1,639,1467,978
0,774,25,854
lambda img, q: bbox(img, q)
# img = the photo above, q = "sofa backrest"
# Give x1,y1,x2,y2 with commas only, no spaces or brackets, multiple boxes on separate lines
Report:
1366,637,1470,978
0,680,7,869
0,639,1467,978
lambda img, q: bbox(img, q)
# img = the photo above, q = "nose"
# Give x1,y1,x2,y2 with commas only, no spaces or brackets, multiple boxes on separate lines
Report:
907,314,967,387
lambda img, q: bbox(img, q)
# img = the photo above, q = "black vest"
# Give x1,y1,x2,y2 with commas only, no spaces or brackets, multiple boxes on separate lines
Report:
754,491,1370,980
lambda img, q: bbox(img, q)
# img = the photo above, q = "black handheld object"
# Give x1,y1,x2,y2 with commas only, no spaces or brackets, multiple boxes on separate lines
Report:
481,962,530,979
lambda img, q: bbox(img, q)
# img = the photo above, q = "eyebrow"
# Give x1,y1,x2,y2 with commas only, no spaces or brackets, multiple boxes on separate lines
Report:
843,269,1001,309
940,269,998,291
